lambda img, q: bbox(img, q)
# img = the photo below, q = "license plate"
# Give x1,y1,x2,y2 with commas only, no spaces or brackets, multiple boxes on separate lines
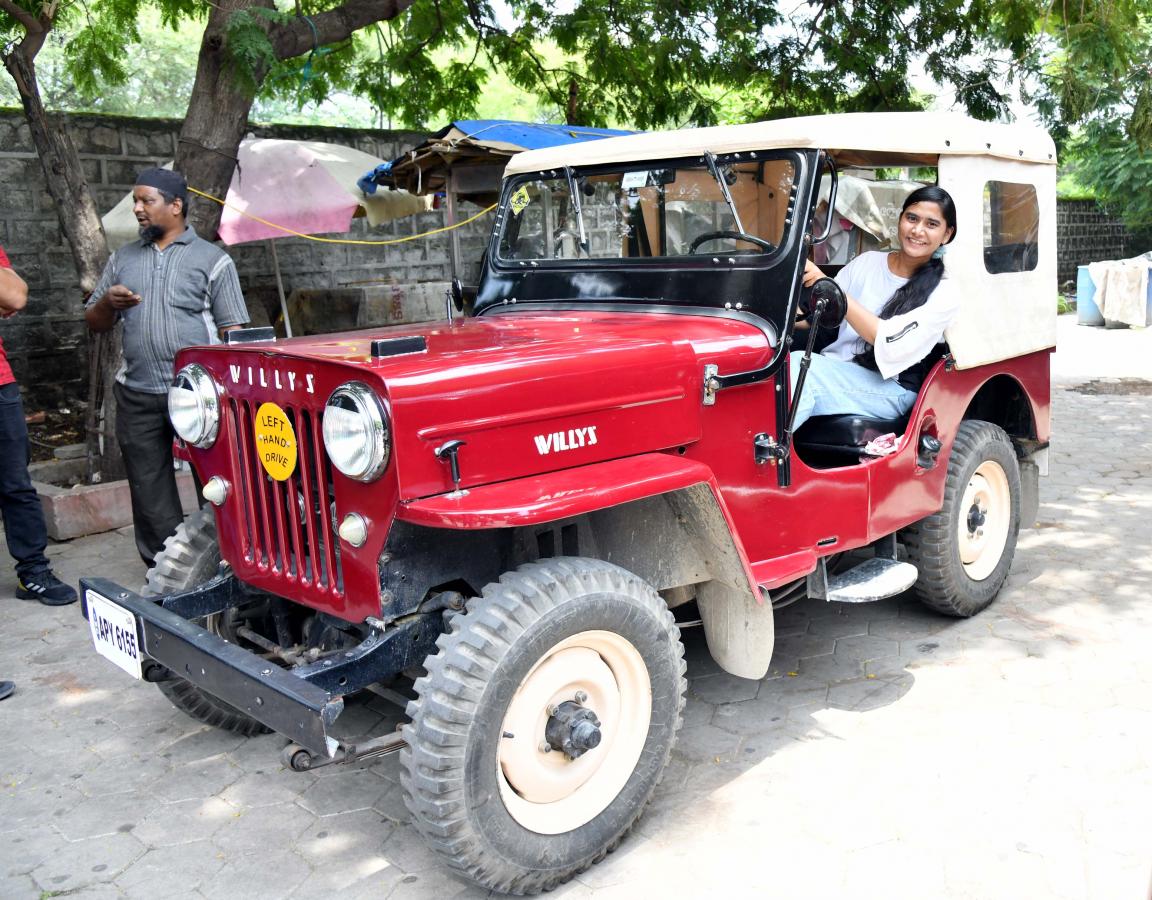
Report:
87,590,143,679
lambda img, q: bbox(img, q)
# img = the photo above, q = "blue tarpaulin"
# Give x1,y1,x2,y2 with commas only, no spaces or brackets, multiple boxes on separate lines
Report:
362,119,633,198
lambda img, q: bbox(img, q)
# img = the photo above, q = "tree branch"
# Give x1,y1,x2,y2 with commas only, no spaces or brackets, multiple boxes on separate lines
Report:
0,0,45,33
267,0,418,60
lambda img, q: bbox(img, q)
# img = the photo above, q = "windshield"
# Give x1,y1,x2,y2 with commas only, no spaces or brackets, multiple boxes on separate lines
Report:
496,154,798,263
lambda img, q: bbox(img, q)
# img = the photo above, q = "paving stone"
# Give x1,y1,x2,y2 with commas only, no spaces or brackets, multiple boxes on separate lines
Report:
0,782,85,831
797,652,864,683
826,675,913,712
211,800,314,853
670,723,741,762
770,631,836,660
805,614,870,638
3,824,69,877
294,808,395,867
114,841,226,898
220,766,317,808
832,633,900,661
56,788,156,841
688,669,760,704
296,768,391,816
147,755,242,803
132,795,234,846
195,848,312,899
679,695,714,729
30,831,145,893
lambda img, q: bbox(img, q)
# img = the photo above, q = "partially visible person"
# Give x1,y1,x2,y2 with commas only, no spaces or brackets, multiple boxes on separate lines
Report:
0,244,78,605
790,185,959,431
85,168,248,565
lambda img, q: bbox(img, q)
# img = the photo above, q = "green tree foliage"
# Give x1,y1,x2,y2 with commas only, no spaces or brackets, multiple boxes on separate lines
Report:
1016,1,1152,242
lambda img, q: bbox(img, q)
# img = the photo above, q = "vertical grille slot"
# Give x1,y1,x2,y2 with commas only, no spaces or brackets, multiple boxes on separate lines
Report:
226,396,343,598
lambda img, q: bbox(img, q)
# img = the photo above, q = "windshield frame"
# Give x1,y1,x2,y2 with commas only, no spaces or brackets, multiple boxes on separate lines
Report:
489,149,805,272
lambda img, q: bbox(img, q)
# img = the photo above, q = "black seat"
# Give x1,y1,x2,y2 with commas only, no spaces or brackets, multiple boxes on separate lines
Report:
794,413,911,467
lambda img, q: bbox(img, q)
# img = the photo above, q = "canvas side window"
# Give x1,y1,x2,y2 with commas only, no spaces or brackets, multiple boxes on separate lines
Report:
983,181,1039,274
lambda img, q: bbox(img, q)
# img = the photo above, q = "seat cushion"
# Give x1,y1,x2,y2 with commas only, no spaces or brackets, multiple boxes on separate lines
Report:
795,413,911,449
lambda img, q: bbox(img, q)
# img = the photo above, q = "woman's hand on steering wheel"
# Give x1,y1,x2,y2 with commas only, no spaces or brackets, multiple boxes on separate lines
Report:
802,259,827,287
688,230,775,254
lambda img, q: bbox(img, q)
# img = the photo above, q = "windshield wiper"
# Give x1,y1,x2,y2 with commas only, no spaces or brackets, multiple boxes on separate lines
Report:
562,166,589,257
703,150,747,234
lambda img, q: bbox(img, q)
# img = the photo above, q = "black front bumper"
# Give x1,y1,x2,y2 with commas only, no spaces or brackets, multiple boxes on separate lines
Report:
81,577,344,756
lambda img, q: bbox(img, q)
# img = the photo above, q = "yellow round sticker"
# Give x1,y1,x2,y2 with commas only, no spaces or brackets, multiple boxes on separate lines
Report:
254,402,297,481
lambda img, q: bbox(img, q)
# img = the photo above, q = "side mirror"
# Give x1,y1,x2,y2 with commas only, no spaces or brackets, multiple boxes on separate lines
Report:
449,277,465,312
809,277,847,328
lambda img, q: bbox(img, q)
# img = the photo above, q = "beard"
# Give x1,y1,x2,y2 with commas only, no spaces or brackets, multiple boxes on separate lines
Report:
138,223,165,243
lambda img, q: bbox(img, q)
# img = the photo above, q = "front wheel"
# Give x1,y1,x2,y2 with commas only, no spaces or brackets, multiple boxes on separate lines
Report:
143,506,271,737
903,420,1021,616
400,558,686,895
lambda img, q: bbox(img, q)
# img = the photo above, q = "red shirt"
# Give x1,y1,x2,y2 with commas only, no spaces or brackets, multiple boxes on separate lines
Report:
0,244,14,386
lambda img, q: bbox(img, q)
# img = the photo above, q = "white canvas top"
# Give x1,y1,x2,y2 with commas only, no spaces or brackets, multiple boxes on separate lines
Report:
504,112,1057,175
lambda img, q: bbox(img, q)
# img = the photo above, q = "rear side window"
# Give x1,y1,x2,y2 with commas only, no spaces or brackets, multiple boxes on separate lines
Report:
983,181,1039,274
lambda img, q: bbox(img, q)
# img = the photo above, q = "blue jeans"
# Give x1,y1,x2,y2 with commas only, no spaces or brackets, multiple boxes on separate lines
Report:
788,351,917,432
0,382,51,578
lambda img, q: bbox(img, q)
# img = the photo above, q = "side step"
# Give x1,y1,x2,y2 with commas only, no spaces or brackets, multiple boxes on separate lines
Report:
807,557,919,604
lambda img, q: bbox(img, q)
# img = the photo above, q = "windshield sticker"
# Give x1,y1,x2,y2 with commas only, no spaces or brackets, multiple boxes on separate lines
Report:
510,186,531,214
621,170,649,190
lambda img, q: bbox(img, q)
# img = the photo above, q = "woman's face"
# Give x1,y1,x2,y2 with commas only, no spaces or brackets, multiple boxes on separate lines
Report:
898,200,954,263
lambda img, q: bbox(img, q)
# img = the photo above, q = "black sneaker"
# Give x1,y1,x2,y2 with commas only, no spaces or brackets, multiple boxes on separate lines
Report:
17,570,78,606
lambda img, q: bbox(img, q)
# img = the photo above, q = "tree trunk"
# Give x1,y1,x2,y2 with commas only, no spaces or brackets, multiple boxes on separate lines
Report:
2,40,124,482
175,0,271,239
176,0,418,239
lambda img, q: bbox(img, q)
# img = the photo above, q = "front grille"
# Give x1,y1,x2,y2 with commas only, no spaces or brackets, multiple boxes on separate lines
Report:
228,398,344,597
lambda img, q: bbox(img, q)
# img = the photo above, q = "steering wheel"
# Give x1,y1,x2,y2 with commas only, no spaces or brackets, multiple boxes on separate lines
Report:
688,230,775,254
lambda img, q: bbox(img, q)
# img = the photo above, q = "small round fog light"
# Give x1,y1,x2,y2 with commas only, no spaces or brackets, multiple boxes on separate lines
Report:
337,512,368,548
203,476,230,507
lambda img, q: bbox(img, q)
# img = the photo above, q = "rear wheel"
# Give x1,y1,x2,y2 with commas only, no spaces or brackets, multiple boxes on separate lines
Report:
904,420,1021,616
143,506,270,737
400,557,685,895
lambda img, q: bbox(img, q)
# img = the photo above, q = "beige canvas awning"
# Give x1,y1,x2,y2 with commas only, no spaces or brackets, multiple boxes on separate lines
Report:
505,112,1057,176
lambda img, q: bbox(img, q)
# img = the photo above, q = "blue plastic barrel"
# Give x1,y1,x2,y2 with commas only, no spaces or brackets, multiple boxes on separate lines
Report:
1076,265,1104,326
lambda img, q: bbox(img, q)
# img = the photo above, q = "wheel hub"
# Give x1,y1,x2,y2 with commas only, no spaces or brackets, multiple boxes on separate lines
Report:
544,699,603,759
966,504,987,534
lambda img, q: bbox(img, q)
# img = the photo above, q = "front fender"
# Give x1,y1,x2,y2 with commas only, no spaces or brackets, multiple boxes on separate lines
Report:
397,453,716,529
397,453,776,679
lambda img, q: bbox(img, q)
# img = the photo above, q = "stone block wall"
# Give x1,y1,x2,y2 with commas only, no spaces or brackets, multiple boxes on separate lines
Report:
0,110,498,411
1056,199,1136,287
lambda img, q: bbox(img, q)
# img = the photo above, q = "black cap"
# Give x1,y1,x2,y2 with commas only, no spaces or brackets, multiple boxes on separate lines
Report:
135,167,187,204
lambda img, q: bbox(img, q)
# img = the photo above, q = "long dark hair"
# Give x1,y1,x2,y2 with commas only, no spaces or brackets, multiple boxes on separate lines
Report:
855,184,957,371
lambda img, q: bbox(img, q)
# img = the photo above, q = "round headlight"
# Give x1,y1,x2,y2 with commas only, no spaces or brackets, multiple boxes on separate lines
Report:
169,364,221,448
322,382,390,482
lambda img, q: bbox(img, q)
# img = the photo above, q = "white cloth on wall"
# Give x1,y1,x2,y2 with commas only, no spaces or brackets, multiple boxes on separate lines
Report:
1087,252,1152,327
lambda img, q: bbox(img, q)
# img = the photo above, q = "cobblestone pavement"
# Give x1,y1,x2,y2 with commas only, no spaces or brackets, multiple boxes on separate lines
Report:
2,317,1151,899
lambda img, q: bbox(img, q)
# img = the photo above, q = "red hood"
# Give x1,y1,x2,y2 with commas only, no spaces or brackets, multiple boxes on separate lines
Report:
181,310,773,498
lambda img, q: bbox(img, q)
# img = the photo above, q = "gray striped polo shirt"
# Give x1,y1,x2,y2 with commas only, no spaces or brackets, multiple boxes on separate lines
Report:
89,225,249,394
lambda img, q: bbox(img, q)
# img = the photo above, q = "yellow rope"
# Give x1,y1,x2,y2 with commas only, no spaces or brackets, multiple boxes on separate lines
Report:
187,186,496,245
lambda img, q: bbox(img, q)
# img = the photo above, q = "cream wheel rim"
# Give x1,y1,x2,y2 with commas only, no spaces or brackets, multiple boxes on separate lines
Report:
957,459,1011,581
497,630,651,835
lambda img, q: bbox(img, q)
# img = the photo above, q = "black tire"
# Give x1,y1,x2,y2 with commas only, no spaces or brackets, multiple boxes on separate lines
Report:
904,420,1021,617
400,557,686,895
142,506,270,737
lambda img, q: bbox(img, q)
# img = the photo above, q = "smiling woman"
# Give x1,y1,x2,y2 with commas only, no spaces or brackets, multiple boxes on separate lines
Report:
789,184,959,431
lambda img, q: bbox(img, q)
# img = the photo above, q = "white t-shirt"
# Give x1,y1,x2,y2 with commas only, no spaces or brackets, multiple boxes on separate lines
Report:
822,251,960,381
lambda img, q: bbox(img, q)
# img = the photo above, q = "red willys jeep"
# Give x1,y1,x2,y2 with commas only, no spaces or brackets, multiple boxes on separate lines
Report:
82,112,1055,894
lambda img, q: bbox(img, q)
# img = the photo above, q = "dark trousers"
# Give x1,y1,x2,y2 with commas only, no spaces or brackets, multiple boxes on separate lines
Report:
114,382,198,565
0,381,51,578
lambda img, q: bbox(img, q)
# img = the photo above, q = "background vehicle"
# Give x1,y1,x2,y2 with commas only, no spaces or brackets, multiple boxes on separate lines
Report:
81,112,1055,895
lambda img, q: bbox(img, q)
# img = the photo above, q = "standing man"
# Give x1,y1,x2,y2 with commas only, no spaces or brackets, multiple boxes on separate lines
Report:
0,245,77,606
86,168,248,565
